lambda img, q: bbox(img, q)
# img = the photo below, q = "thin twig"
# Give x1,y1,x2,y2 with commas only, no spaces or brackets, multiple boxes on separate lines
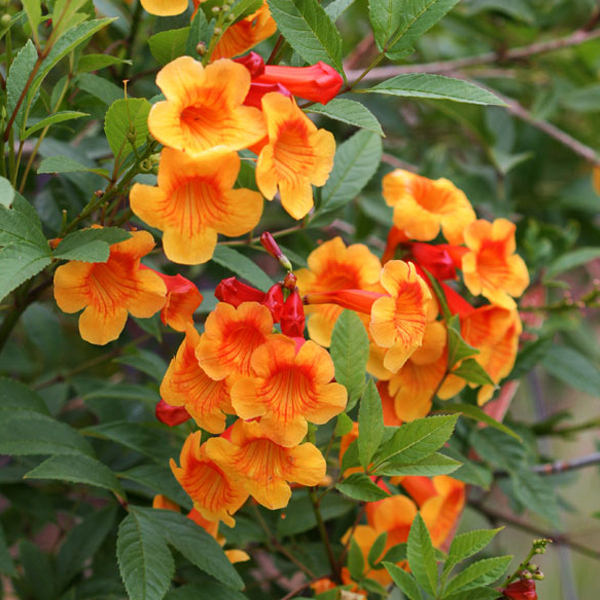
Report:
494,452,600,478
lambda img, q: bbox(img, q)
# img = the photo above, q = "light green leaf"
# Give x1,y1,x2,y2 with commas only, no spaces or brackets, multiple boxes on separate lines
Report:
104,97,152,161
320,129,382,213
373,414,458,469
76,73,124,105
335,412,354,437
510,467,559,524
186,9,215,58
446,315,479,368
25,454,126,498
117,511,174,600
0,242,52,303
545,247,600,279
384,562,422,600
0,176,15,208
330,309,369,410
267,0,344,72
0,377,50,415
37,155,110,178
444,528,503,577
369,0,402,49
450,358,495,387
407,513,437,595
464,0,535,23
78,53,131,73
23,111,88,139
562,83,600,113
0,522,16,577
374,452,461,477
324,0,357,20
542,345,600,397
362,74,505,106
149,28,190,65
212,245,274,292
6,39,38,133
0,412,94,457
139,508,244,589
337,472,390,501
441,403,520,440
53,227,132,262
444,556,512,595
358,379,384,469
385,0,459,58
306,98,384,136
22,0,42,34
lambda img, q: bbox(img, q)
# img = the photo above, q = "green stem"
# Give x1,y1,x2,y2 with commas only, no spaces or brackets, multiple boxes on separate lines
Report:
309,489,340,582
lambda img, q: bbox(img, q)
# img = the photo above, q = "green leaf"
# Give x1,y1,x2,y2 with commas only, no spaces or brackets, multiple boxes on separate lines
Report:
149,28,190,65
138,507,244,590
0,193,47,248
104,97,152,161
450,358,495,387
165,583,248,600
562,84,600,113
0,412,93,457
0,176,15,208
0,377,49,415
373,414,458,469
0,242,52,303
212,245,274,292
23,111,88,139
117,511,175,600
368,532,388,567
407,513,437,595
25,454,126,498
369,0,402,49
347,537,365,580
384,562,422,600
362,74,505,106
374,452,460,477
335,412,354,437
320,129,382,214
337,472,390,501
56,505,118,590
443,588,502,600
464,0,535,23
385,0,459,58
0,522,17,577
6,39,38,134
78,53,131,73
19,540,56,600
444,556,512,595
444,528,503,578
542,345,600,397
53,227,132,262
37,155,110,178
446,315,479,368
22,0,42,34
330,309,369,410
229,0,264,22
267,0,344,72
324,0,357,20
509,467,559,524
115,351,168,381
306,98,384,136
358,379,384,469
186,9,215,58
509,337,553,380
441,403,520,441
440,446,492,488
545,247,600,279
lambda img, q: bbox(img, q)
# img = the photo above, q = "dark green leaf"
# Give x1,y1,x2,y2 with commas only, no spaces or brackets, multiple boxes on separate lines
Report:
23,111,88,139
0,242,51,303
53,227,132,262
149,28,190,65
347,537,365,580
444,528,502,577
0,522,16,577
115,350,168,381
509,337,553,380
441,403,520,440
37,155,110,177
358,379,384,469
337,472,390,501
6,39,38,134
78,53,131,73
450,358,495,387
0,377,49,415
374,452,460,477
546,248,600,279
164,583,248,600
368,0,402,48
407,513,437,595
212,245,274,292
368,532,388,568
306,99,384,136
444,556,512,595
542,345,600,397
384,562,422,600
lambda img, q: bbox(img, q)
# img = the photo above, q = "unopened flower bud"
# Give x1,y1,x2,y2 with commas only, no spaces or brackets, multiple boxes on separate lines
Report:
196,41,207,56
155,399,192,427
215,276,264,307
1,13,11,26
213,26,222,35
280,290,305,337
533,572,544,580
211,6,220,12
263,284,285,322
283,273,297,290
140,158,153,171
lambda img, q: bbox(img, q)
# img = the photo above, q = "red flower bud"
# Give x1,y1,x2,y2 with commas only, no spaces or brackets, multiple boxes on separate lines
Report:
280,290,305,337
283,272,297,290
253,62,343,104
410,242,457,280
263,284,285,322
500,579,537,600
244,81,292,108
155,400,191,427
214,277,265,307
260,231,284,259
234,51,265,77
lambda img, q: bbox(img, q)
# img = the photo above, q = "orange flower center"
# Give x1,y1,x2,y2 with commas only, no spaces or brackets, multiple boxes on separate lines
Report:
411,179,448,213
234,438,286,481
180,96,232,148
273,122,314,180
179,459,233,509
87,260,136,310
170,178,223,228
261,367,314,416
221,324,268,376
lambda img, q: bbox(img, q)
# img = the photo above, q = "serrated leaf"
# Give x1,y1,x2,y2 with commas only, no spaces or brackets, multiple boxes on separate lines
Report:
149,28,190,65
0,242,52,303
330,310,369,410
37,155,110,177
76,72,124,105
56,505,118,590
384,562,422,600
117,511,175,600
6,39,38,134
212,245,274,292
0,176,15,208
306,98,384,136
104,98,151,162
444,556,512,595
369,0,402,49
443,528,502,578
407,513,437,595
25,454,126,498
0,377,50,414
0,193,47,247
337,472,390,501
267,0,343,72
443,587,502,600
0,412,93,457
363,74,505,106
542,345,600,397
374,452,460,477
78,53,131,73
324,0,357,20
441,403,520,440
164,582,248,600
186,9,215,58
358,379,384,469
440,446,492,488
447,315,479,367
320,129,382,214
138,507,244,589
53,227,132,262
347,537,365,580
0,522,16,577
450,358,495,386
23,111,88,139
373,414,458,470
385,0,459,58
509,467,558,524
368,532,388,568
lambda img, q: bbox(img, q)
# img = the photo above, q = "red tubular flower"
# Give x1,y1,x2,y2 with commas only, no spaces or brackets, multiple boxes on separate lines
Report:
244,82,292,108
409,242,459,281
500,579,537,600
253,62,343,104
155,399,192,427
280,289,305,337
215,277,265,306
233,52,265,77
263,284,285,322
